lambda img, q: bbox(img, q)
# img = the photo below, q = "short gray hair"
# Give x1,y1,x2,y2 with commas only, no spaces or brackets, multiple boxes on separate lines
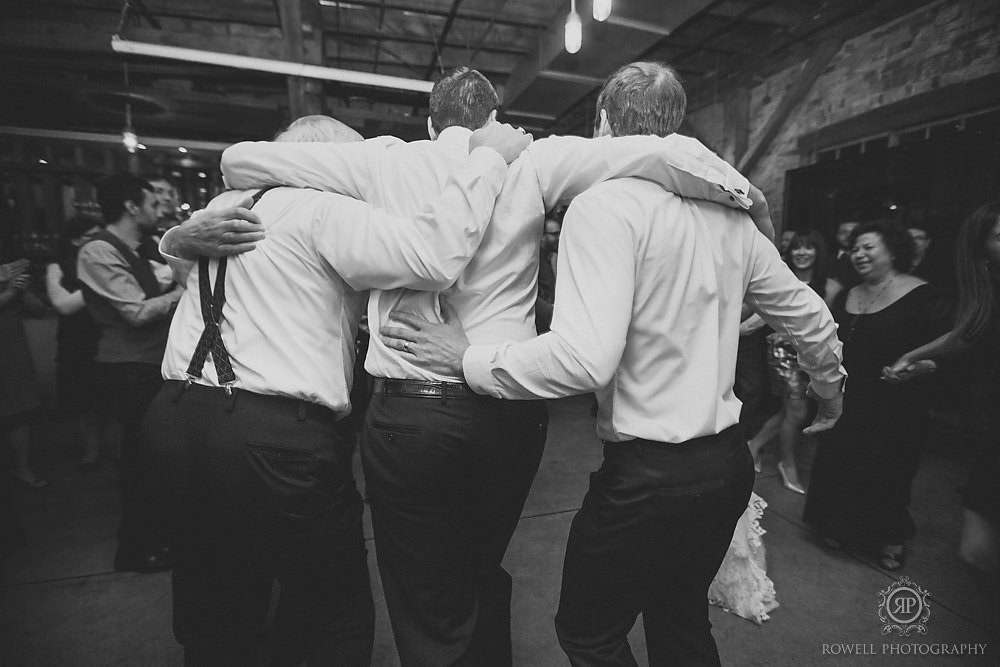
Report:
595,62,686,137
274,115,363,143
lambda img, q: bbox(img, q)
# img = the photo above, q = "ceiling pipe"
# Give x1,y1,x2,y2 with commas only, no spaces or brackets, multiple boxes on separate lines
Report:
110,35,433,94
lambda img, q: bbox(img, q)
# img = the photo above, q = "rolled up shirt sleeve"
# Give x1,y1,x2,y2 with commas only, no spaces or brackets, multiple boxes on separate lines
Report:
77,242,180,327
744,233,847,398
157,226,196,285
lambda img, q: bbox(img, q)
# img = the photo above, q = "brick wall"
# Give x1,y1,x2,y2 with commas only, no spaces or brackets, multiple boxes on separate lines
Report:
686,0,1000,228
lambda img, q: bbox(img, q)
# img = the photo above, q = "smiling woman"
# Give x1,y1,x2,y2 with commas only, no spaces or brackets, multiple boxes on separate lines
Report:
804,220,952,572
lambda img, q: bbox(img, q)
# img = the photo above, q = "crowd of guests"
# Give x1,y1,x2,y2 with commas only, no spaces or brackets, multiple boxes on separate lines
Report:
737,211,999,578
1,178,184,565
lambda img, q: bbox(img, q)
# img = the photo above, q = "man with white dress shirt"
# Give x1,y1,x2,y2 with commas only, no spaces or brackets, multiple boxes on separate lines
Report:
220,66,771,667
139,115,530,666
381,62,846,666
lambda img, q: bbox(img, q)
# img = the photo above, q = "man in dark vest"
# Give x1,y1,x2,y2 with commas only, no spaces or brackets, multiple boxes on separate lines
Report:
77,173,182,572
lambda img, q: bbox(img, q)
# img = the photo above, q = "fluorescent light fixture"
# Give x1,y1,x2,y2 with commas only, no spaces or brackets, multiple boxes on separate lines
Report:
178,146,189,153
111,36,433,94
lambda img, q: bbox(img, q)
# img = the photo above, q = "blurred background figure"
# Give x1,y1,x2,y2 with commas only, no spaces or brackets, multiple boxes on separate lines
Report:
749,229,841,494
147,176,183,232
777,229,796,258
831,220,860,288
804,220,950,571
1,231,48,488
885,200,1000,578
45,217,104,470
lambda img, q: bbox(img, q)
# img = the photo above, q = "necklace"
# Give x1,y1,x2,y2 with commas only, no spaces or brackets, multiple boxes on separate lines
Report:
844,275,896,343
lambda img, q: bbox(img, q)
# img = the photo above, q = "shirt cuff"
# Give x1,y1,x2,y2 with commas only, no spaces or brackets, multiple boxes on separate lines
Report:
722,169,752,210
158,227,185,262
462,344,500,397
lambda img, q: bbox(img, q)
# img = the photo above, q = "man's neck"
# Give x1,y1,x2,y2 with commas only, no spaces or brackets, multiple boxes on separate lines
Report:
105,219,142,248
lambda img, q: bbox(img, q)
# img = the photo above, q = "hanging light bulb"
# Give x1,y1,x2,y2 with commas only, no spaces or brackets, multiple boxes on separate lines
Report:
593,0,612,22
121,101,138,153
122,128,139,153
565,0,582,54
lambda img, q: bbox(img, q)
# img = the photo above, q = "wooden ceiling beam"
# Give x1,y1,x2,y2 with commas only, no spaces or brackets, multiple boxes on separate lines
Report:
736,38,842,174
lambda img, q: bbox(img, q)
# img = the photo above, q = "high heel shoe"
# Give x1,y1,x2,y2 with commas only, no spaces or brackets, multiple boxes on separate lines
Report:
777,461,805,495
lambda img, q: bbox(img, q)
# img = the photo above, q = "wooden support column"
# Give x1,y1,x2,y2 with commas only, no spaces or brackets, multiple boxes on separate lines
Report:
276,0,325,119
737,38,842,175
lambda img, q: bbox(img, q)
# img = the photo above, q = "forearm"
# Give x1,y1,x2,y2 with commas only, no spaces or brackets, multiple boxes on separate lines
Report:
221,138,397,195
904,330,968,362
534,134,752,211
47,283,86,315
463,331,611,399
116,290,180,326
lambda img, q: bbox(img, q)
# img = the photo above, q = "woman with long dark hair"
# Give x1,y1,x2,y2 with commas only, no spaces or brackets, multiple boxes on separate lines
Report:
885,201,1000,574
748,229,841,493
803,220,950,571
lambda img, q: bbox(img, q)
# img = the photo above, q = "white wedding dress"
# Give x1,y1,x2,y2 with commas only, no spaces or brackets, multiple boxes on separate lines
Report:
708,492,779,624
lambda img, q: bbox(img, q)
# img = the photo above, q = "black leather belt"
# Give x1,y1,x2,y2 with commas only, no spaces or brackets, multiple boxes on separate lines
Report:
373,378,479,399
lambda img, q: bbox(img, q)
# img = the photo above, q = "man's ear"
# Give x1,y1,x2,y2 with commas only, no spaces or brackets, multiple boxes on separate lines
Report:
426,117,438,141
124,200,139,216
594,108,611,138
488,109,498,124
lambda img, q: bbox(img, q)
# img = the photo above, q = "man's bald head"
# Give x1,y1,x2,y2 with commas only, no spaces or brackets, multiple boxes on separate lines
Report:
275,115,363,143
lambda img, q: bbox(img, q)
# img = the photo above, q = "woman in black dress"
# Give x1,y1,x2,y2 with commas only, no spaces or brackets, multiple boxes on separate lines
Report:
885,201,1000,574
803,220,950,571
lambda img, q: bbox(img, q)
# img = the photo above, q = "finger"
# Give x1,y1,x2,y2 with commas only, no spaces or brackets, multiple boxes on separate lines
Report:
220,230,266,246
223,219,266,234
229,207,263,225
379,325,418,342
380,334,418,356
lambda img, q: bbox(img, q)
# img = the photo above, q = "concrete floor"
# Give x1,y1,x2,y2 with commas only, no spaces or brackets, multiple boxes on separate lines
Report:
2,317,997,666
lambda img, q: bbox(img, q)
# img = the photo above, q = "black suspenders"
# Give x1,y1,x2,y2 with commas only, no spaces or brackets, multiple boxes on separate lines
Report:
185,187,273,394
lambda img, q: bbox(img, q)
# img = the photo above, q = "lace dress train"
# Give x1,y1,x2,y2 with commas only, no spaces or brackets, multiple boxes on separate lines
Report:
708,492,779,624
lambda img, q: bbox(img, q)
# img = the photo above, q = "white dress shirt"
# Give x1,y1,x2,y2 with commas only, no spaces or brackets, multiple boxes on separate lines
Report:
222,130,754,383
463,178,846,444
160,148,507,415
